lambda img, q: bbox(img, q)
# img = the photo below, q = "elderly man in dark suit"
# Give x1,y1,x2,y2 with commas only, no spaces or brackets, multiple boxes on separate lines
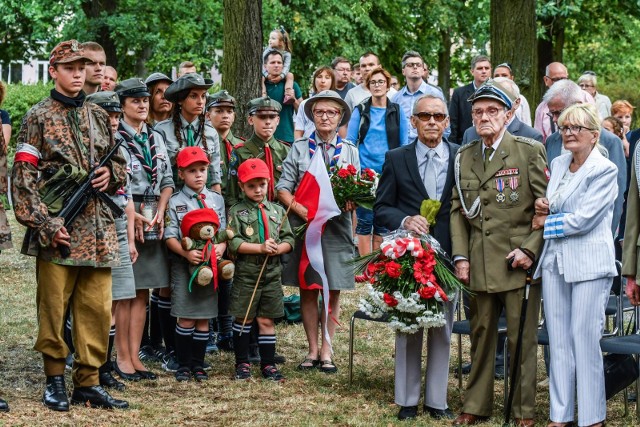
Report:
374,94,459,421
449,55,491,144
462,77,542,146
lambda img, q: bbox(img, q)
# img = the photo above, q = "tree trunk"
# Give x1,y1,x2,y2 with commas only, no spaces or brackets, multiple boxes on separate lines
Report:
490,0,538,121
80,0,119,69
537,14,565,103
222,0,263,139
438,29,452,102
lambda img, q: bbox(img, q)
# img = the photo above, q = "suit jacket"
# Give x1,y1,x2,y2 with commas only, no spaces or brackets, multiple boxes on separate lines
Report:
374,139,459,255
622,144,640,278
546,128,626,237
449,83,475,145
461,116,543,146
450,131,548,292
535,149,618,282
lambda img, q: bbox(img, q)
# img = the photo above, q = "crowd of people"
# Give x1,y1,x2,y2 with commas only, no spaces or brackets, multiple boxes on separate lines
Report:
0,29,638,427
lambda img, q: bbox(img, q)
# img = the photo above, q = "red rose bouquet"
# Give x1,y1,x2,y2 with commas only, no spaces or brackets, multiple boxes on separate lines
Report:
330,164,378,210
355,231,466,333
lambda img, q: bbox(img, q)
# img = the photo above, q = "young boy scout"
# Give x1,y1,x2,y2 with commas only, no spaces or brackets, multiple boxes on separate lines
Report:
12,40,128,411
225,97,290,208
227,158,294,381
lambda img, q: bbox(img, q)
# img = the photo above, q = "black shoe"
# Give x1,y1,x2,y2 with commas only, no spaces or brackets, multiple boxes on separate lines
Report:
138,345,160,362
162,351,180,372
206,333,219,353
192,366,208,381
135,370,157,380
494,364,505,380
261,364,285,382
423,405,454,420
0,397,9,412
99,371,125,391
43,375,69,412
234,363,252,380
397,406,418,420
274,352,286,364
70,385,129,409
216,332,234,352
113,361,142,382
247,347,260,365
175,367,191,382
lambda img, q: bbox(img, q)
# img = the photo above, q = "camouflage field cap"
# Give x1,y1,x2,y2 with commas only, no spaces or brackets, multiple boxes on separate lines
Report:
206,90,236,110
164,73,214,103
115,78,151,99
144,72,173,87
86,91,122,113
49,39,91,66
467,78,516,110
246,96,282,115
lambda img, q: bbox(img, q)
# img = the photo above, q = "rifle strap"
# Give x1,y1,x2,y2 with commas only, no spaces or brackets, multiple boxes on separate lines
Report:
87,107,95,166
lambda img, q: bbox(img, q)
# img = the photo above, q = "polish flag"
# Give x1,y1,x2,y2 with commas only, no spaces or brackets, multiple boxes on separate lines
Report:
294,150,341,345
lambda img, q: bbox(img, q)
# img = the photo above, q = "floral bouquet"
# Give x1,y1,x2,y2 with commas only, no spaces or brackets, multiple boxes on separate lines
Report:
355,231,466,334
331,164,378,210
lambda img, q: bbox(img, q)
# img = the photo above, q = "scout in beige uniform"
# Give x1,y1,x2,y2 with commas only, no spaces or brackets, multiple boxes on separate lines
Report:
450,80,548,426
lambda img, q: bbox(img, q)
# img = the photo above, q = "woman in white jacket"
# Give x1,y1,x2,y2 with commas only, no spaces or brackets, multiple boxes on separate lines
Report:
533,103,617,427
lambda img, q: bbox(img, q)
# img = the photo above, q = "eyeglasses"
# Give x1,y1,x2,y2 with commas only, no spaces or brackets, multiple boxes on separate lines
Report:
369,80,387,87
414,112,447,122
404,62,423,69
579,83,594,88
471,107,504,119
545,76,568,83
559,125,593,135
546,109,565,119
312,109,340,118
255,113,279,120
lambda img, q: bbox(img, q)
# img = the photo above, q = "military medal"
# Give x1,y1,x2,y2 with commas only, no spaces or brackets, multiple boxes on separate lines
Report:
509,176,520,202
496,178,506,203
245,225,254,236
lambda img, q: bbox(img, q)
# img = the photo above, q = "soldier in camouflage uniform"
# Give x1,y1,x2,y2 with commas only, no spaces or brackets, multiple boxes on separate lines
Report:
225,97,291,208
0,93,11,413
227,159,294,382
11,40,128,411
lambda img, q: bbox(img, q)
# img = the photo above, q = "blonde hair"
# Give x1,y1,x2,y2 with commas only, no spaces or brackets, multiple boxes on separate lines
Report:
558,103,601,145
271,27,292,53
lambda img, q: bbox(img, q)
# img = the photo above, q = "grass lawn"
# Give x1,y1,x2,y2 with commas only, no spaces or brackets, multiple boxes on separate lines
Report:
0,215,637,426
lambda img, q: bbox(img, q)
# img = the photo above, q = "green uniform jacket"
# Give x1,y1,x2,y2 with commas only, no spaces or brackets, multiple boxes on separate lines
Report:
450,131,548,292
218,131,244,199
623,151,640,279
225,133,290,208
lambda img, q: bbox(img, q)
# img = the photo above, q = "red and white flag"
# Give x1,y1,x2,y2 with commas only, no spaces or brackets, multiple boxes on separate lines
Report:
294,150,341,346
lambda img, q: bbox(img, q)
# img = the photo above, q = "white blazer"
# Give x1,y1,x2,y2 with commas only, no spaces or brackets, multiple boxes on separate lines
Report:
534,148,618,282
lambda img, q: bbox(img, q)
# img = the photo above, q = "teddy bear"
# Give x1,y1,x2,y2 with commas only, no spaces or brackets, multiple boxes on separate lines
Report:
180,208,235,288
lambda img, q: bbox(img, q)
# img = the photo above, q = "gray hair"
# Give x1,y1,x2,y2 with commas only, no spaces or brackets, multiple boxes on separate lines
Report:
543,79,583,106
493,77,520,98
411,94,448,115
577,73,597,87
401,50,424,68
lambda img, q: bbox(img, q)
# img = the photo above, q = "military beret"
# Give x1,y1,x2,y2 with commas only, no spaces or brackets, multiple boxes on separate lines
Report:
246,96,281,115
164,73,214,103
144,72,173,87
206,90,236,110
304,90,351,127
115,78,151,99
86,91,122,113
49,39,91,66
467,78,515,109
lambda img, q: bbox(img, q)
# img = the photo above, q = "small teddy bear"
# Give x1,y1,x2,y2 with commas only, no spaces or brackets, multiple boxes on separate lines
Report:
180,208,235,288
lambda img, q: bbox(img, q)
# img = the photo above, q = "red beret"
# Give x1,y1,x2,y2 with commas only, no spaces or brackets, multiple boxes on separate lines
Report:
180,208,220,238
177,146,210,168
237,158,270,183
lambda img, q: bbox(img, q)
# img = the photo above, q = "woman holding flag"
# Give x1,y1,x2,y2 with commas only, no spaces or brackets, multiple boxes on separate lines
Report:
277,90,359,373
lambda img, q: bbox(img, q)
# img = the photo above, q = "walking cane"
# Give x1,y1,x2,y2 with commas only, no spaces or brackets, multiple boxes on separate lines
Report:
503,268,533,427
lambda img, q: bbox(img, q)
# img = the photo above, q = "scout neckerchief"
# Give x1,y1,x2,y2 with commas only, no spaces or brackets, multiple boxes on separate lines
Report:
192,192,209,208
180,116,202,147
258,202,270,243
308,132,342,174
245,136,276,201
223,136,234,163
118,122,158,188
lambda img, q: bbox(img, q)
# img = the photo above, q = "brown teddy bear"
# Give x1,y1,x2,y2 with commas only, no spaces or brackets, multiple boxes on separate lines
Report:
180,208,235,288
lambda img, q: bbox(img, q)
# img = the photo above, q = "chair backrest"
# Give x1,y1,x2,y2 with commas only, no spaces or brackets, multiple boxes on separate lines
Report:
611,260,623,296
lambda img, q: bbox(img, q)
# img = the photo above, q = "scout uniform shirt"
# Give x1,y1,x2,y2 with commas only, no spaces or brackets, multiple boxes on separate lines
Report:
117,120,174,198
12,95,127,266
218,130,244,198
155,116,222,190
165,185,227,242
450,132,548,293
225,133,290,207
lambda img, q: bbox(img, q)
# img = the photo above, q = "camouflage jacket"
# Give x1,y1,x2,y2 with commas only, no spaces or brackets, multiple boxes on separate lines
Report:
11,95,127,267
0,129,11,250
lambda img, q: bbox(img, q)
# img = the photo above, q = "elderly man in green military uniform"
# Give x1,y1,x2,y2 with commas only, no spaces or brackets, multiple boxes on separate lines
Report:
226,96,290,208
450,80,548,426
12,40,128,411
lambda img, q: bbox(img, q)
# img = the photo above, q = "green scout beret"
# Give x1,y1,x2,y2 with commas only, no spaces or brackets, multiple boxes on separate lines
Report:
86,91,122,113
206,90,236,110
115,78,151,100
467,78,515,109
246,96,282,115
144,72,173,88
164,73,214,103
